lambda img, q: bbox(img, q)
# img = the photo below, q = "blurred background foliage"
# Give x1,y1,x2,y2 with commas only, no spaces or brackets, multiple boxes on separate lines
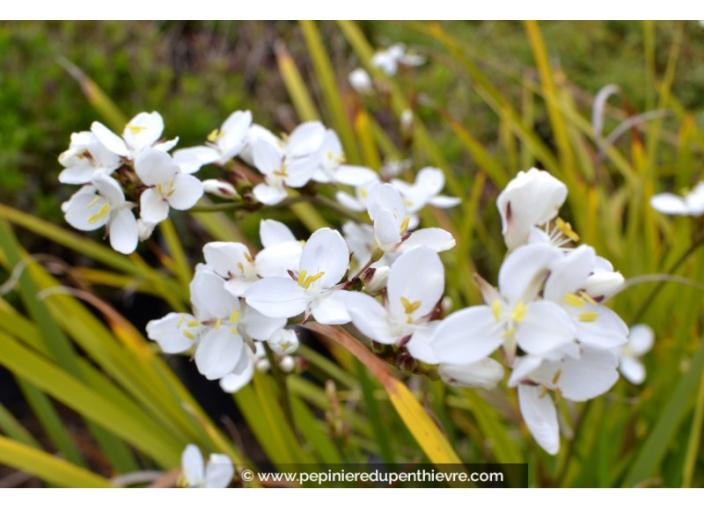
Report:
0,20,703,488
3,21,704,223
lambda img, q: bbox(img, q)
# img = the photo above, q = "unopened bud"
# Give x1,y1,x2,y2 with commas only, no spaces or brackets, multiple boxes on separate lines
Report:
400,109,413,133
348,67,373,95
441,296,453,315
363,265,389,293
202,179,240,199
255,358,271,373
269,329,299,356
583,271,624,300
279,356,296,373
395,352,417,373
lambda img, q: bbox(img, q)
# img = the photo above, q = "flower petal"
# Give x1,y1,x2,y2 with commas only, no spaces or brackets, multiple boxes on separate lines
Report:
195,329,244,380
109,208,139,254
299,228,349,289
398,228,456,253
205,454,234,488
139,188,169,224
260,219,297,248
387,247,444,321
431,306,503,365
518,384,560,455
345,291,396,344
244,277,309,319
182,445,205,487
311,291,351,325
146,312,200,353
168,173,204,210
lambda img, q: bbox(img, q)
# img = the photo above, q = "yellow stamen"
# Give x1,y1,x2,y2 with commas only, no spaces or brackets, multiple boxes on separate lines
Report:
177,315,186,328
186,320,199,327
556,217,579,242
563,293,585,308
303,271,325,289
511,302,528,323
491,301,501,321
327,150,333,160
230,310,240,324
273,162,288,177
87,196,101,208
401,297,422,315
399,216,411,235
552,369,562,385
215,317,222,330
539,385,549,398
126,124,146,135
183,331,195,340
207,129,224,142
237,262,245,274
579,291,597,305
578,312,598,322
244,251,253,263
87,203,110,224
360,189,368,199
297,270,308,287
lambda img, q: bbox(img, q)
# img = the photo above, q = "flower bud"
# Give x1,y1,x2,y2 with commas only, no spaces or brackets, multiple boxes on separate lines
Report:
268,329,299,356
441,296,453,315
348,68,373,94
202,179,240,199
363,265,390,293
583,271,624,300
255,358,271,373
279,356,296,373
439,358,504,390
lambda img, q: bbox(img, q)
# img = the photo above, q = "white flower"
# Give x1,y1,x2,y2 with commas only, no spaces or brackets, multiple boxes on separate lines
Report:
509,347,620,455
202,219,302,297
650,182,704,216
497,168,568,250
174,110,252,170
618,324,654,384
136,149,204,224
91,112,177,161
381,158,412,179
251,122,327,205
542,245,629,350
431,243,575,366
63,173,138,254
312,129,378,186
147,265,285,381
239,124,281,166
348,67,373,94
438,358,504,390
336,178,381,212
371,43,425,76
245,228,351,325
366,183,455,254
345,247,444,363
181,444,233,488
219,341,266,394
58,131,122,184
391,167,460,213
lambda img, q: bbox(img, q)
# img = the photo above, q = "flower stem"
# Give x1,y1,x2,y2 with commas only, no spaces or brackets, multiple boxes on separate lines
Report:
630,230,704,325
263,343,296,432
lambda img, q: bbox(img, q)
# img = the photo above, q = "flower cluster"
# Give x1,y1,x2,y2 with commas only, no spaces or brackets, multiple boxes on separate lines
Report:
60,106,651,456
429,168,633,454
59,112,204,254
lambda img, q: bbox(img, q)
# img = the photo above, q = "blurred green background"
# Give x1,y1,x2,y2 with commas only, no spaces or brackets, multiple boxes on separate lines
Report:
3,21,703,222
